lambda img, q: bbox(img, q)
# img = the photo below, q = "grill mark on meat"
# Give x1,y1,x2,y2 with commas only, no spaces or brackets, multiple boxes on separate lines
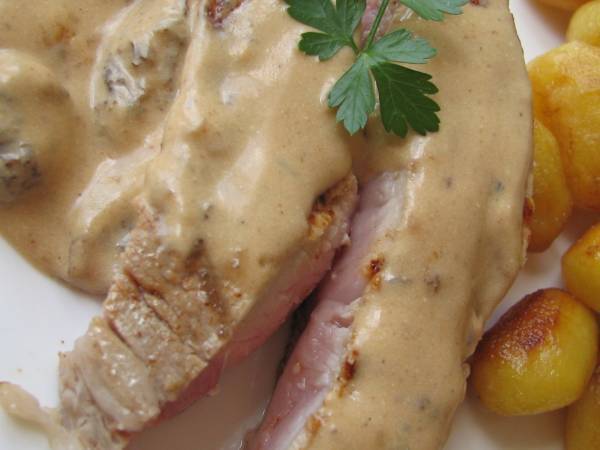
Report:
104,273,207,404
121,212,234,360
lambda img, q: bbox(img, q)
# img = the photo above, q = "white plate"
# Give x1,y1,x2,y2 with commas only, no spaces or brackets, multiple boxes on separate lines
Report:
0,2,583,449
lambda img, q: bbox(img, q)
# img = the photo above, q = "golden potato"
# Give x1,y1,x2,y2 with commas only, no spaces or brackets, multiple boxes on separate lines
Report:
528,120,573,252
562,223,600,312
536,0,589,11
567,0,600,47
528,42,600,212
565,365,600,450
471,289,598,416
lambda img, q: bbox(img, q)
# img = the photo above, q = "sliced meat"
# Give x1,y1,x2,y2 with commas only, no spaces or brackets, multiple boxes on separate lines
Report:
59,174,357,449
59,352,129,450
56,0,361,445
250,2,532,450
249,172,406,450
226,176,363,366
104,273,207,404
71,317,160,432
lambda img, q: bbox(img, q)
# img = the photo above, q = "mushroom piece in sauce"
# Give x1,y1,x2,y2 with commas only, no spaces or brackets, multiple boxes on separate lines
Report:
0,49,77,203
0,140,40,203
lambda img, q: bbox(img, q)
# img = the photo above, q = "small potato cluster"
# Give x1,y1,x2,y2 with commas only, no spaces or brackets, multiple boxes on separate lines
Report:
566,367,600,450
471,3,600,449
528,120,573,251
567,0,600,46
471,289,598,416
526,1,600,251
563,224,600,313
529,42,600,215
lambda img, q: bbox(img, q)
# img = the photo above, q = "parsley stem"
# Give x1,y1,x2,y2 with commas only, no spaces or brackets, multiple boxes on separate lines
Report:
363,0,390,51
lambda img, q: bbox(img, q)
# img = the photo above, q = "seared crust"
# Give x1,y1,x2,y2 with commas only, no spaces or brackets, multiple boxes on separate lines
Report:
121,216,233,360
104,273,207,403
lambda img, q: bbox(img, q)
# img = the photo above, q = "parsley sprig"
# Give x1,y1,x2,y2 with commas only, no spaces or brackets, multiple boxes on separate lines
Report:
286,0,468,136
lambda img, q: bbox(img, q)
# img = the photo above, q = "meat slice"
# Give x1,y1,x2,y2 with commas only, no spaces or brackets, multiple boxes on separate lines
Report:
51,0,363,445
250,173,406,450
70,317,160,432
249,2,532,450
59,344,137,449
103,273,207,404
58,174,357,449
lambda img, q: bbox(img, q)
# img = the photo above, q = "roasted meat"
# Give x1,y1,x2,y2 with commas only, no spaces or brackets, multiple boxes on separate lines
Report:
250,2,532,449
53,0,361,447
0,1,531,450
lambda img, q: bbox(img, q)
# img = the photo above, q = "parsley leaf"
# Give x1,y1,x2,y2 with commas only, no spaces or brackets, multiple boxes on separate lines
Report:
371,62,440,136
399,0,468,21
368,29,437,64
287,0,365,57
335,0,367,36
329,55,376,134
287,0,465,136
299,32,346,60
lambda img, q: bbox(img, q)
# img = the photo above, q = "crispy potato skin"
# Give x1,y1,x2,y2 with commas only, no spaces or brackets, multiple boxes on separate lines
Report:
528,42,600,212
563,223,600,312
536,0,588,11
471,289,599,416
566,366,600,450
567,0,600,47
528,120,573,252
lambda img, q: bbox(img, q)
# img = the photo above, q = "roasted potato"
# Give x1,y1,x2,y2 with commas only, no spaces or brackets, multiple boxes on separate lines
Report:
562,223,600,312
528,42,600,212
528,120,573,252
567,0,600,47
471,289,599,416
536,0,589,11
565,365,600,450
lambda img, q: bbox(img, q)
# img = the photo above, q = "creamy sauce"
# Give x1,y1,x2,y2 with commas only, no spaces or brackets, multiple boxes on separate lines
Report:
0,0,143,292
0,0,361,294
300,3,532,449
141,0,358,306
0,0,531,448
